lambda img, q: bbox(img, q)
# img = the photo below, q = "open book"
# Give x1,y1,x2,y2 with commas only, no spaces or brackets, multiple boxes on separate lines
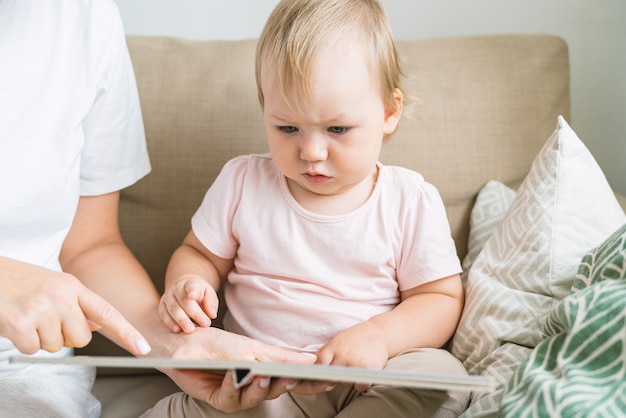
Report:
10,355,495,391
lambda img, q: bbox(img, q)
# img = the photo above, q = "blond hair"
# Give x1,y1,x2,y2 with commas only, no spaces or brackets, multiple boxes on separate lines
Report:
255,0,404,114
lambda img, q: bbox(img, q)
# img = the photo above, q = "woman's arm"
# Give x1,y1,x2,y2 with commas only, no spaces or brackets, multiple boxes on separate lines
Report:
59,192,159,354
60,191,316,411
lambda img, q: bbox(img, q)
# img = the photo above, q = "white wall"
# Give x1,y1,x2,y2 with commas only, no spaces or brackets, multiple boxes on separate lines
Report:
114,0,626,195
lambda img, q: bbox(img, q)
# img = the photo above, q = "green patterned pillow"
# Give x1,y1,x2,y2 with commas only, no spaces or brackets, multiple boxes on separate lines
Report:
500,223,626,417
571,222,626,292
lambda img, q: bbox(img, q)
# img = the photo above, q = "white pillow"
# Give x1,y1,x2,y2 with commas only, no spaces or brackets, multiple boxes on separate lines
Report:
451,116,626,416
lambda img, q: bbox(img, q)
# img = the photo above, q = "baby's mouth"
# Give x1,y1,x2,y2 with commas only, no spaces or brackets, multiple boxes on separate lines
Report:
302,172,331,184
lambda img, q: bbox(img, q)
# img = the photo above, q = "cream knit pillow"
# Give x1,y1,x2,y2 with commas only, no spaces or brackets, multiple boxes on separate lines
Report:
460,180,516,286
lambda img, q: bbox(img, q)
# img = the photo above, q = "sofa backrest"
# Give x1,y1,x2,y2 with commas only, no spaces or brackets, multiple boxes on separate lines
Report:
120,34,570,296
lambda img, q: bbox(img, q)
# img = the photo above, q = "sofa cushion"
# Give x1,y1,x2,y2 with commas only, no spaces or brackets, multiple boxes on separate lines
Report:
500,223,626,417
451,116,626,416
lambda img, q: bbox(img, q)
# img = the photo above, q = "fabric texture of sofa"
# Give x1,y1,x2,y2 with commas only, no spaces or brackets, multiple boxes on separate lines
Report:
76,34,626,417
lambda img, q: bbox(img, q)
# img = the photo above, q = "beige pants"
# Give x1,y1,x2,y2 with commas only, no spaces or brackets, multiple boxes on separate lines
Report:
142,348,469,418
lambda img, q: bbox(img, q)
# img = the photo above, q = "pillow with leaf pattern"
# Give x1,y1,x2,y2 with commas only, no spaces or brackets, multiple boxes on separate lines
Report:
500,222,626,417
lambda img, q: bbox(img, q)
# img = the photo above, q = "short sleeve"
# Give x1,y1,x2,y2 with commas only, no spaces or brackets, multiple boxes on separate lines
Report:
191,156,250,259
79,0,150,196
397,182,462,291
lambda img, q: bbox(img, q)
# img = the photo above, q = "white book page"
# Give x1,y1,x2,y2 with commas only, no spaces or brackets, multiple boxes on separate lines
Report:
10,355,495,391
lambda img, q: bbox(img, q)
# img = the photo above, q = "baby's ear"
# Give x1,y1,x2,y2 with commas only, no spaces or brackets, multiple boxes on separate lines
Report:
383,88,403,135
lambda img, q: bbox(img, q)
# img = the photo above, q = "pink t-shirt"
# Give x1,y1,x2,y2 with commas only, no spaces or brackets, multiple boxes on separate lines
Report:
192,154,461,352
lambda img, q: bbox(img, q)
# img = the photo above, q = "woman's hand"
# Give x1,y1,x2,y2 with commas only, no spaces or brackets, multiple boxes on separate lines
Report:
0,256,150,356
148,324,316,412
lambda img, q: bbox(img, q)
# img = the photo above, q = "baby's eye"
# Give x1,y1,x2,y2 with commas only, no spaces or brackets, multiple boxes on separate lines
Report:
279,126,298,134
328,126,348,135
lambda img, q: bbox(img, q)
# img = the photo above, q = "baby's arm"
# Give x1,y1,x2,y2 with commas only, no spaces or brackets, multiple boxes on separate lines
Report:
315,273,463,389
159,230,233,334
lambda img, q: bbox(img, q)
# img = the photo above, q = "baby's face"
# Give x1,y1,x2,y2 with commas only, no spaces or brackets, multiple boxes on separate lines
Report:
261,43,402,213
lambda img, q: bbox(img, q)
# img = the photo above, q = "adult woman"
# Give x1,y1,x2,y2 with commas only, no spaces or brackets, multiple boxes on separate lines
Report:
0,0,312,416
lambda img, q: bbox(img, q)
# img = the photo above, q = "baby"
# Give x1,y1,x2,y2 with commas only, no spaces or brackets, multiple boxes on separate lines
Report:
156,0,469,416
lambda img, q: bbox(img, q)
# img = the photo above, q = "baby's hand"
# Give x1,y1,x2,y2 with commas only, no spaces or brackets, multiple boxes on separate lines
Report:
159,277,219,334
316,322,389,392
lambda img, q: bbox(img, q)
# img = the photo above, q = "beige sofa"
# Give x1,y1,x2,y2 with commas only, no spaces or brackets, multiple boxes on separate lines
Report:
79,34,626,417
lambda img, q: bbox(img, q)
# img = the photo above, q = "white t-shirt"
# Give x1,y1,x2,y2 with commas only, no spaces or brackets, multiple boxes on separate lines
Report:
0,0,150,366
192,154,461,352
